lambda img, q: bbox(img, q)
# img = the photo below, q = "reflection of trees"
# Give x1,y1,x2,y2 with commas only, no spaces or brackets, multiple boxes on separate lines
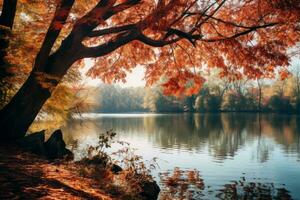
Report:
207,114,248,160
143,114,208,151
62,114,300,162
159,168,205,200
216,179,292,200
160,168,293,200
262,115,300,155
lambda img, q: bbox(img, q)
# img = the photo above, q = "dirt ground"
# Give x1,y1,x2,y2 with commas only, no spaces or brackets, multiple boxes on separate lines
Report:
0,145,119,200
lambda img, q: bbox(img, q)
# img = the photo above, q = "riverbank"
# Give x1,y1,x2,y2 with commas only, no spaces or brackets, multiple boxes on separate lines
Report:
0,144,118,199
0,144,158,200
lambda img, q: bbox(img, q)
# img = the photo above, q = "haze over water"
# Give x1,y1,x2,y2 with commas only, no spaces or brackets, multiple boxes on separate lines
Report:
62,113,300,199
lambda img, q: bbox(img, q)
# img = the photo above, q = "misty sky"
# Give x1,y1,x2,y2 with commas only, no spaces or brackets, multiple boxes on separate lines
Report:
83,56,300,88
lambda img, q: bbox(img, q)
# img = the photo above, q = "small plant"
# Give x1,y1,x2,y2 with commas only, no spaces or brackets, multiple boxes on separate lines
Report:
82,130,117,166
80,130,159,196
112,146,159,194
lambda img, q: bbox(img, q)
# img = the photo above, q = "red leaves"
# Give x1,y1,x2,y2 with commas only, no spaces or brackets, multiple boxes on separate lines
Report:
279,70,290,80
7,0,300,98
162,71,205,97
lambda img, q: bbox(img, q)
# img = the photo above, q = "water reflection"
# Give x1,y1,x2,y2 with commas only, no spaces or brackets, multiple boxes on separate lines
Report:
57,113,300,199
62,113,300,162
159,168,292,200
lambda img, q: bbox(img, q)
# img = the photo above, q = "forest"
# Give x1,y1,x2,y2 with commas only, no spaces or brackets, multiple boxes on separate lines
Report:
92,67,300,114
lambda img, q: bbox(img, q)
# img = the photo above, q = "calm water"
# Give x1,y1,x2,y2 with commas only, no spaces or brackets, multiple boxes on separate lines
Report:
61,113,300,199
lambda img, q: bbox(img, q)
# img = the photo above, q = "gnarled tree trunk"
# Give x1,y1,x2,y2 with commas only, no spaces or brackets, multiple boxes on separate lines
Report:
0,42,76,140
0,0,76,141
0,74,52,140
0,54,74,140
0,0,17,77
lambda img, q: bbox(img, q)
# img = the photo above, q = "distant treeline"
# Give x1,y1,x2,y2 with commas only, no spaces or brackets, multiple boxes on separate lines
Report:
92,73,300,114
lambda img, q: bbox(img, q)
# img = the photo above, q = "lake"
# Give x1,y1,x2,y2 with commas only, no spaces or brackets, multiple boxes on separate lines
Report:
61,113,300,199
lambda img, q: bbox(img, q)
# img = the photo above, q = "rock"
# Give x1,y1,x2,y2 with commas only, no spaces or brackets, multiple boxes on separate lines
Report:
44,129,73,160
140,180,160,200
15,129,73,160
16,130,46,156
110,164,122,174
63,148,74,161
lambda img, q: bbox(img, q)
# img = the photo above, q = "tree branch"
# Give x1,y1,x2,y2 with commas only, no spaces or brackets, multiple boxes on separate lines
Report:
161,0,227,44
72,0,141,39
195,0,227,28
81,31,138,58
88,24,136,37
73,0,117,34
190,13,267,29
107,0,141,15
137,33,179,47
33,0,75,72
165,28,202,46
202,22,278,42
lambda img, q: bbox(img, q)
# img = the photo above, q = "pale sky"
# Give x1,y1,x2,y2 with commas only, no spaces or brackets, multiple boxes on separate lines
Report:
80,59,146,87
121,66,146,87
82,56,300,88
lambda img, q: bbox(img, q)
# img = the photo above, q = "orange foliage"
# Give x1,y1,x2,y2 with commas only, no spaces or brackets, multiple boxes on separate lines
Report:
3,0,300,97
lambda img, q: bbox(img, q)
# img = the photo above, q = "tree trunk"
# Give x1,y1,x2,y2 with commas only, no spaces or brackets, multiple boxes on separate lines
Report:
0,0,18,29
0,0,18,104
0,42,76,140
0,74,52,140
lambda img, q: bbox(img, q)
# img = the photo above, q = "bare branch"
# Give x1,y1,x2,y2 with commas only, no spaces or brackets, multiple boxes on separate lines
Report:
202,22,278,42
195,0,227,28
161,0,227,44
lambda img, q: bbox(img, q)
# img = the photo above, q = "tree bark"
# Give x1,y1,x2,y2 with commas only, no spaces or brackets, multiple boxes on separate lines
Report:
0,0,17,69
0,0,17,29
0,0,18,100
0,74,52,140
0,44,75,140
0,0,78,141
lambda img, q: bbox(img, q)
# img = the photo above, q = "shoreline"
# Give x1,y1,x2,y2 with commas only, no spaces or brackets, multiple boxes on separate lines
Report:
0,144,158,200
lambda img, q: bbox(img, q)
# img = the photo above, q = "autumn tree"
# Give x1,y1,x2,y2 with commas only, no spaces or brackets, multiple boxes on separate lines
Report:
0,0,300,140
0,0,17,104
0,0,17,70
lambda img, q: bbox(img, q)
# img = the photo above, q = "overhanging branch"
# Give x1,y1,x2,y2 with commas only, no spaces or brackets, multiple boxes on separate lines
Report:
80,31,138,58
88,24,136,37
202,22,278,42
138,33,179,47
